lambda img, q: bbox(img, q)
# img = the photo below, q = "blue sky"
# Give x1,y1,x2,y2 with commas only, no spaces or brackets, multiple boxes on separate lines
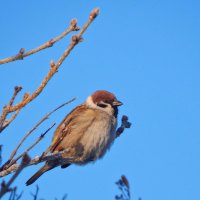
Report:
0,0,200,199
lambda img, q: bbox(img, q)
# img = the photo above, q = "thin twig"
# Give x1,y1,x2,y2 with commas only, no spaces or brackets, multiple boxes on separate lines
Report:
8,187,15,200
8,98,75,162
8,188,23,200
62,194,68,200
15,190,23,200
6,123,56,170
0,8,99,134
9,8,99,113
115,175,131,200
1,109,22,132
0,19,79,65
78,8,99,37
0,86,22,131
8,86,23,106
0,145,2,166
26,123,55,153
30,185,39,200
56,8,99,68
0,150,74,177
0,154,31,198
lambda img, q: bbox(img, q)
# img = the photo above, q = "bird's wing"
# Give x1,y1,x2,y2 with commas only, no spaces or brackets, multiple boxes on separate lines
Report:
50,104,96,152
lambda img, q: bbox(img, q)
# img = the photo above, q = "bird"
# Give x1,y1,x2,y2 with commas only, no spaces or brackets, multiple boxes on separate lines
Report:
26,90,123,185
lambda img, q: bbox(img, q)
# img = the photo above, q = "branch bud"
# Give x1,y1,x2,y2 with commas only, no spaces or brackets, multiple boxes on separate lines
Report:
48,39,54,47
14,86,22,93
17,48,25,60
121,175,130,188
70,19,80,31
21,153,31,165
19,48,25,55
23,93,30,100
50,60,55,68
72,35,78,43
90,8,100,19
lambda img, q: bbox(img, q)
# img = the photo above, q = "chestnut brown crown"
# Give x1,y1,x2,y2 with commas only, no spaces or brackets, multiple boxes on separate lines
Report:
91,90,122,108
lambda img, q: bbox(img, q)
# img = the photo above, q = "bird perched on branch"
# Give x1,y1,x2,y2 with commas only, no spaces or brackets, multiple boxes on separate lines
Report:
26,90,123,185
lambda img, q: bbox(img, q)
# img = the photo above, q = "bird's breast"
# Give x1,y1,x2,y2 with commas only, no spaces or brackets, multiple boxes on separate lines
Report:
78,111,117,162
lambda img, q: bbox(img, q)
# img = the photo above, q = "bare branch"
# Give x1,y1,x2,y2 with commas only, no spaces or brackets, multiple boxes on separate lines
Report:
0,86,22,131
0,109,22,132
30,185,39,200
0,145,2,166
8,98,75,162
8,86,23,107
6,123,56,170
78,7,99,37
115,175,131,200
0,153,31,198
0,150,74,177
62,194,68,200
0,7,101,198
0,19,80,65
8,187,23,200
0,8,99,133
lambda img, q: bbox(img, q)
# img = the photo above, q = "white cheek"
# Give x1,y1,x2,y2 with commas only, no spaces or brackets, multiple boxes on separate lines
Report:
85,96,114,116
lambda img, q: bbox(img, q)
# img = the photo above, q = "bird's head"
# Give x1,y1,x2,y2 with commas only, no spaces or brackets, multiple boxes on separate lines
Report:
86,90,122,116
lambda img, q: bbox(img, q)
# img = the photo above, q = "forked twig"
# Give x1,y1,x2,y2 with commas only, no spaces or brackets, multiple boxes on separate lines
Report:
8,86,22,106
0,153,31,198
30,185,39,200
0,8,99,134
0,8,101,199
115,175,131,200
0,150,74,177
5,123,56,170
9,98,76,162
0,86,22,132
0,19,79,65
0,109,22,133
0,145,2,166
8,187,23,200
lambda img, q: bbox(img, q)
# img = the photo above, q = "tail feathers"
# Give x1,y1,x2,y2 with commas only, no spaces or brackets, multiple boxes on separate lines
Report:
26,164,54,186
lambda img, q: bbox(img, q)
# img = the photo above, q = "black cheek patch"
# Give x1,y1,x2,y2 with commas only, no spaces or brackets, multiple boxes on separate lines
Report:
97,103,108,108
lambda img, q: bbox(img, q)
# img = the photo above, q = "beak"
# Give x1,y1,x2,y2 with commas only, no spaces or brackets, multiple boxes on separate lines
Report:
112,100,123,107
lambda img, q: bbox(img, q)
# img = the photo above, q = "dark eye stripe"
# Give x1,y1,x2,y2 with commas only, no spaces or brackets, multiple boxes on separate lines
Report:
97,103,108,108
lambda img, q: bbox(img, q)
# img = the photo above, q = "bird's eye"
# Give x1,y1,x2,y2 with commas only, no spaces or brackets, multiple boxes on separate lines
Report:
97,103,108,108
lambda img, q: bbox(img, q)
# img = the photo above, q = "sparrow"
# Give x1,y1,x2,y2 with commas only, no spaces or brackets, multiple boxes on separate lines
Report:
26,90,122,185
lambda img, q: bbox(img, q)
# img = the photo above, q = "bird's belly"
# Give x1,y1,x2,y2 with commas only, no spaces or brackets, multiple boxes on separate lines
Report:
76,115,116,163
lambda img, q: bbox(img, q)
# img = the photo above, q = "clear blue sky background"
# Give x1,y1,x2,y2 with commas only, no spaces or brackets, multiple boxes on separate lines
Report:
0,0,200,199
